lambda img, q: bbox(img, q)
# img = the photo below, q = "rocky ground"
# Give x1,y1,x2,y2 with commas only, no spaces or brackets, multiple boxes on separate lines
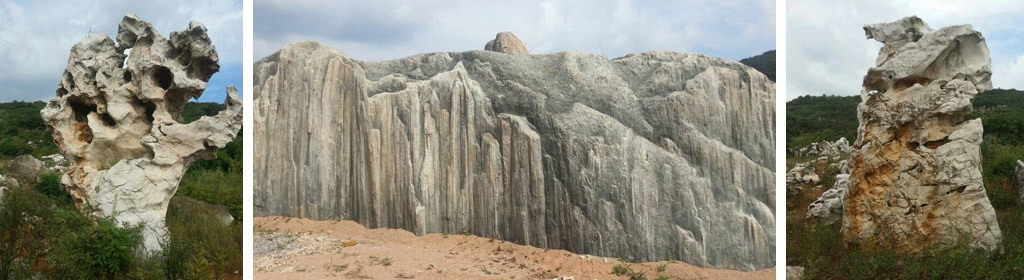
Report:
254,216,775,280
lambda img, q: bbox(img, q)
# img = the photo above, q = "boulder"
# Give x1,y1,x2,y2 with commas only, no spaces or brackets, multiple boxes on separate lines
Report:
0,174,19,189
843,16,1001,252
484,32,529,54
41,14,242,253
807,174,848,225
254,40,775,269
786,266,804,280
4,155,45,185
1017,160,1024,205
41,154,68,174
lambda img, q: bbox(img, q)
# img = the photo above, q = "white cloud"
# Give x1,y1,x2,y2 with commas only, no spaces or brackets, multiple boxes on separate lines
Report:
787,0,1024,100
253,0,776,63
0,0,242,102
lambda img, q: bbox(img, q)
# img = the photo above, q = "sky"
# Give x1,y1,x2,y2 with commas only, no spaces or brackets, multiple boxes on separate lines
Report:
787,0,1024,100
254,0,776,63
0,0,242,103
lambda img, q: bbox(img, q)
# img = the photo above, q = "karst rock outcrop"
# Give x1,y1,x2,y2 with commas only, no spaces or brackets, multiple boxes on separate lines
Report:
41,14,242,253
254,32,775,270
843,16,1001,252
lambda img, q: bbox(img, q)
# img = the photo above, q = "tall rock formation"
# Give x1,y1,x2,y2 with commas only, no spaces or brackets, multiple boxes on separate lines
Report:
41,14,242,253
254,33,775,270
843,16,1001,252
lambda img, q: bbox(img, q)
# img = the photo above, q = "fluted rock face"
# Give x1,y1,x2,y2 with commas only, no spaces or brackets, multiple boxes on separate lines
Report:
843,16,1001,252
41,14,242,253
254,41,775,270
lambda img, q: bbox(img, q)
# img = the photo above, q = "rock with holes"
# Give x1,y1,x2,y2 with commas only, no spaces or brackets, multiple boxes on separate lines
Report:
40,14,242,253
842,16,1001,252
254,37,775,270
484,32,529,54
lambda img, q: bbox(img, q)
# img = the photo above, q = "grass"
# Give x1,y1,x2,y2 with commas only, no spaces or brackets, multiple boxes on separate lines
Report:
786,130,1024,279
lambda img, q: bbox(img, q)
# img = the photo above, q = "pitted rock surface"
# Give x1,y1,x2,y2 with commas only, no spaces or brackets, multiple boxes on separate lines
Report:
41,14,242,253
254,41,775,270
843,16,1001,252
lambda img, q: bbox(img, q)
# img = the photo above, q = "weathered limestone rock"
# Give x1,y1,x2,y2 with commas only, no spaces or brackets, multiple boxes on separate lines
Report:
484,32,528,54
1017,160,1024,205
843,16,1001,252
807,174,848,225
42,154,68,174
0,174,18,189
4,155,45,185
41,14,242,253
786,266,805,280
255,41,775,270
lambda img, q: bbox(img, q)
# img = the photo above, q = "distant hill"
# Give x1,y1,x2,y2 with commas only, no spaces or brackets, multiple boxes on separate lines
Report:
740,50,775,82
786,88,1024,149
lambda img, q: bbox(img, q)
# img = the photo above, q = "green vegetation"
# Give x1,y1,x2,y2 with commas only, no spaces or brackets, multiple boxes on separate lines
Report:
785,94,861,150
0,101,57,158
0,101,241,279
787,89,1024,279
740,50,776,82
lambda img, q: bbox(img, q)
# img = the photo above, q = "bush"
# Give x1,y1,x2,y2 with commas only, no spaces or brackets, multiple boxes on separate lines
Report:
46,208,143,280
164,197,242,279
36,172,69,202
0,188,54,279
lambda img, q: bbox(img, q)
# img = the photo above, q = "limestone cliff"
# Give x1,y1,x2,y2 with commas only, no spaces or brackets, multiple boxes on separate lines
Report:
254,35,775,270
844,16,1001,252
41,14,242,253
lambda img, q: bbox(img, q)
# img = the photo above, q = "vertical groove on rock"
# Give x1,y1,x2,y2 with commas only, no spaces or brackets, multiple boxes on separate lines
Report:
255,41,775,270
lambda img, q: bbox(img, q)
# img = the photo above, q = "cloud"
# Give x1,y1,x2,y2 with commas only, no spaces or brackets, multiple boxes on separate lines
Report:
787,0,1024,100
0,0,242,102
253,0,776,63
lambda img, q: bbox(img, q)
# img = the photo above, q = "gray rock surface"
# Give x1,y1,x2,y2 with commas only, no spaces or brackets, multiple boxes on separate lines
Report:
843,16,1001,252
1017,160,1024,205
4,155,45,185
484,32,528,54
254,41,775,270
786,266,804,280
41,14,242,253
807,174,848,225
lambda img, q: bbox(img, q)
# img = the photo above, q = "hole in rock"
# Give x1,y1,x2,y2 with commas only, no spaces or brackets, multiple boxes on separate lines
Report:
123,70,133,83
151,66,173,90
69,98,96,123
923,138,950,149
99,113,116,127
907,141,920,150
142,101,157,123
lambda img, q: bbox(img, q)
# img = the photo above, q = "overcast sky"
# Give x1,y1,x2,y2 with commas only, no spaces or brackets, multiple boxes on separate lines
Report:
787,0,1024,100
0,0,242,103
254,0,776,63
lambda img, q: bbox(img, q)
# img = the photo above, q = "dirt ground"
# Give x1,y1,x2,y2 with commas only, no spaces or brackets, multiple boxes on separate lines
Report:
254,216,775,280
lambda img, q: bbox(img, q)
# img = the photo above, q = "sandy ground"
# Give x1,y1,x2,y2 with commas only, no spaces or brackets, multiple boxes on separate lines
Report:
254,216,775,280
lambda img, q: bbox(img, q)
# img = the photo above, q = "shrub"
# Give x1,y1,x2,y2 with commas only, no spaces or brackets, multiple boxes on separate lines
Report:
164,197,242,279
46,208,143,280
36,172,69,202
